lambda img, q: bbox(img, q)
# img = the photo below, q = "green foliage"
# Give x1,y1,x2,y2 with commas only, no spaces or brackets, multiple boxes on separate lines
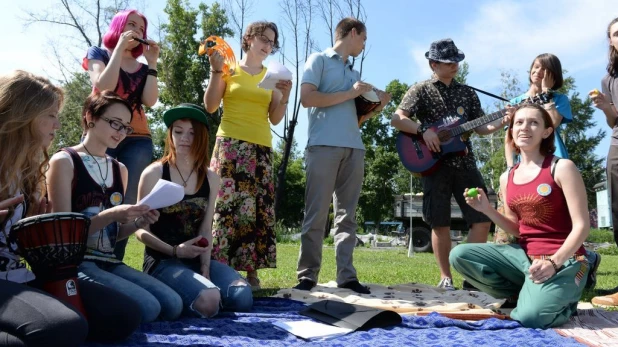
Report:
597,245,618,256
475,70,523,190
51,72,92,153
563,90,606,208
273,139,305,228
454,61,469,85
156,0,233,159
358,79,417,226
587,229,615,244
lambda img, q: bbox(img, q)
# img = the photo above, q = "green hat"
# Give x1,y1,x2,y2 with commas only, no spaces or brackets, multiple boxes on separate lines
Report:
163,103,209,129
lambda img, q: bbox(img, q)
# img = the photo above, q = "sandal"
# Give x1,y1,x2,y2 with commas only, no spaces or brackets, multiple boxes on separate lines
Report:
247,275,261,291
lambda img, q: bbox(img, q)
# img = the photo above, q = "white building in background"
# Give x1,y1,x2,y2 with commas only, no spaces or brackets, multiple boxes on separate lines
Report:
594,181,611,229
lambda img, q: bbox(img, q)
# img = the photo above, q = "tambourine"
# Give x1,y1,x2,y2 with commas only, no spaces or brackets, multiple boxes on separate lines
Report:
355,89,381,126
198,36,236,76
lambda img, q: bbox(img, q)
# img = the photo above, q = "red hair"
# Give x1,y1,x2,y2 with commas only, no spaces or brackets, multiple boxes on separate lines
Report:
159,119,210,189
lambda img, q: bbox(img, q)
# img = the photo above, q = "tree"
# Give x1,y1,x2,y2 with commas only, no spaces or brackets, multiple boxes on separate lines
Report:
155,0,233,158
358,79,412,225
224,0,254,59
474,69,523,189
563,91,606,208
21,0,141,153
51,72,93,154
274,0,315,216
272,139,305,228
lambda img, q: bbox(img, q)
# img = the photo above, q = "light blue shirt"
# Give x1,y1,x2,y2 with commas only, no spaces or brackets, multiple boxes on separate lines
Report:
511,92,572,159
301,48,364,150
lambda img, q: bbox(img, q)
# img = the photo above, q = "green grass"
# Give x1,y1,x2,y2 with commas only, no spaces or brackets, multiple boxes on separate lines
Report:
123,235,618,301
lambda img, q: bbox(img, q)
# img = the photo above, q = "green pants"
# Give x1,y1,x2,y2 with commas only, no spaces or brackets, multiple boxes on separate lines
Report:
449,243,590,329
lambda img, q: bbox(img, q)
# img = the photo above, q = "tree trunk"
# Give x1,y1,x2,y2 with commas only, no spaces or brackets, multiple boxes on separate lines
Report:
274,118,298,214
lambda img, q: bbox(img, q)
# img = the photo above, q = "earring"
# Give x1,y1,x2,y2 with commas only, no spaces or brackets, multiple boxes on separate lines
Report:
87,122,95,128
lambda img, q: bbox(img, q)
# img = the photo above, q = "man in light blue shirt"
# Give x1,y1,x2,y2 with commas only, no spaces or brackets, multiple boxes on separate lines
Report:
294,17,389,294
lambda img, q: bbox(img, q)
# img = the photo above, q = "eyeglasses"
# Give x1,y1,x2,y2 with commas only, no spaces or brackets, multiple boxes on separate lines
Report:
257,35,275,48
101,117,134,135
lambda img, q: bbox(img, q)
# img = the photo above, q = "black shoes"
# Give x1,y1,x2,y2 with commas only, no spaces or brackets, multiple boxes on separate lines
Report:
585,251,601,290
293,279,316,291
338,280,371,294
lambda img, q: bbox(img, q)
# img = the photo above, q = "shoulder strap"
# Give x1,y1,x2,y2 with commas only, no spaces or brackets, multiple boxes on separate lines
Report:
162,162,171,181
465,85,510,102
550,156,560,180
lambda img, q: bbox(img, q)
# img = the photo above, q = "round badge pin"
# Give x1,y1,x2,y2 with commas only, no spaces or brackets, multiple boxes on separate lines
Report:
537,183,552,197
110,192,123,206
457,106,465,115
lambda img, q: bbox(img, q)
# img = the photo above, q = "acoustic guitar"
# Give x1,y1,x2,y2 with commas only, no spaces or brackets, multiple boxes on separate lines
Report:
395,92,553,176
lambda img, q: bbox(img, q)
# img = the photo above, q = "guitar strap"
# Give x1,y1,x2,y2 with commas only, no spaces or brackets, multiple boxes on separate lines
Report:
465,85,510,103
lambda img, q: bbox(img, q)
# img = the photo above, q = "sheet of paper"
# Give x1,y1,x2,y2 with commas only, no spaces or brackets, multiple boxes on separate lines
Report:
136,179,184,210
272,320,352,341
258,60,293,90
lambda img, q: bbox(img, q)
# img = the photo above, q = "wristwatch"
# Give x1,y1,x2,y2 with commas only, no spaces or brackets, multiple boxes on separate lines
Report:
417,123,429,136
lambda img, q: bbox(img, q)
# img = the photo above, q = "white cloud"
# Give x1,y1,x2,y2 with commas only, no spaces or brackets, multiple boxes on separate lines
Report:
408,0,617,90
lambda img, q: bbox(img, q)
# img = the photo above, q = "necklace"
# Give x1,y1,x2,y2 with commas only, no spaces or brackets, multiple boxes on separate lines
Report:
174,163,195,187
82,144,109,193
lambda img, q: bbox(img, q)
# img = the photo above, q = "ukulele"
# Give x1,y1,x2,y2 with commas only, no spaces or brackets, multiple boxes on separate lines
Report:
395,92,553,176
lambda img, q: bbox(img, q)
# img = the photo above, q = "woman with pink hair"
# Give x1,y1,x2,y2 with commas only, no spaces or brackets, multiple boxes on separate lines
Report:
82,9,160,261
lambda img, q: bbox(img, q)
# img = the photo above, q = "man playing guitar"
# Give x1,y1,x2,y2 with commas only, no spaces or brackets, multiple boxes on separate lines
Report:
391,38,509,290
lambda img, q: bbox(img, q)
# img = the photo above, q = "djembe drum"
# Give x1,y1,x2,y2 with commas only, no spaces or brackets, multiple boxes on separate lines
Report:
355,89,381,127
10,212,90,318
198,35,237,76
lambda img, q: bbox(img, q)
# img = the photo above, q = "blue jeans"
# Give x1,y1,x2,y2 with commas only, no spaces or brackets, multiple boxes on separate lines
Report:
78,261,182,322
106,136,153,260
151,259,253,317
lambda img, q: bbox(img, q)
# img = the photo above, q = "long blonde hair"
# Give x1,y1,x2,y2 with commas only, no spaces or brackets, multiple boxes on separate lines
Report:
0,70,64,215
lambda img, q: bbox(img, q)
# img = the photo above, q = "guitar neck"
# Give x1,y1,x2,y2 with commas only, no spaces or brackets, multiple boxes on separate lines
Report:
450,109,507,137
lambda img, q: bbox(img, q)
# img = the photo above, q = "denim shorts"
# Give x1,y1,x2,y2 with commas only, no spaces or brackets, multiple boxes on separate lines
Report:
150,259,253,317
421,165,491,228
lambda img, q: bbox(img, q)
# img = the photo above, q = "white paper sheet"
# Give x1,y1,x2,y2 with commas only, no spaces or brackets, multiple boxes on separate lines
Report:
257,60,293,90
272,320,352,341
136,179,185,210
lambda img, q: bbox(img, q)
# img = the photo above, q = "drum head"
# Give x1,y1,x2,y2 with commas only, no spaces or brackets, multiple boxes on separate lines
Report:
12,212,88,229
361,90,380,103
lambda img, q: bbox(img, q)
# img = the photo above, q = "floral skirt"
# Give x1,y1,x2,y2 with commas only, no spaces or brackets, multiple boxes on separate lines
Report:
210,137,276,271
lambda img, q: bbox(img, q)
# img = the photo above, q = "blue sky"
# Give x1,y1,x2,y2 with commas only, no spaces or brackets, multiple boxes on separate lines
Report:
2,0,617,161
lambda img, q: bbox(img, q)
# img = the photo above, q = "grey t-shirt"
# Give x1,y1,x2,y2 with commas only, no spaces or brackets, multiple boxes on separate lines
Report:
301,48,364,150
601,74,618,145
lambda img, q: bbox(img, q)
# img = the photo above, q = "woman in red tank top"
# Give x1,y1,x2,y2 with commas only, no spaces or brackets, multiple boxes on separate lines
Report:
449,103,595,329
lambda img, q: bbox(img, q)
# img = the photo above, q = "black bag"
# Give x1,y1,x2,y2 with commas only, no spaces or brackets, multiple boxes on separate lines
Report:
299,300,402,331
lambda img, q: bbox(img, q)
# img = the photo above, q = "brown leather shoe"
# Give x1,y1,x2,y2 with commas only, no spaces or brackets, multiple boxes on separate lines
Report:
591,292,618,307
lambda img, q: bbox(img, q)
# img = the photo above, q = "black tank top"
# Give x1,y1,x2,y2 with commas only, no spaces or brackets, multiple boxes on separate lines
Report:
143,162,210,273
62,147,124,263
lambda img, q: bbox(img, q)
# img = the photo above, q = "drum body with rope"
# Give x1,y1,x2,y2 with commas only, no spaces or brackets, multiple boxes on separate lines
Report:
355,89,381,126
10,212,90,318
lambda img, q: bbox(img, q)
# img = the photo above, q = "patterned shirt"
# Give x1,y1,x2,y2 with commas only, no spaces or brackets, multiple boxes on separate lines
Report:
397,78,484,170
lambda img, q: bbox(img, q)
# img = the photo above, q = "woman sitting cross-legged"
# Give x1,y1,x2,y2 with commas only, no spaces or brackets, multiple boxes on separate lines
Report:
135,103,253,318
47,90,183,323
450,103,593,329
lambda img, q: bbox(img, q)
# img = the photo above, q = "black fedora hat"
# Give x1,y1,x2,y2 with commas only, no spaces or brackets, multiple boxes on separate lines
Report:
425,38,465,63
163,103,209,130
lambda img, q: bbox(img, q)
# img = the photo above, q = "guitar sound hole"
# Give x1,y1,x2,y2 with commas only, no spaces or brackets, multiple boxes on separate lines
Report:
437,131,451,142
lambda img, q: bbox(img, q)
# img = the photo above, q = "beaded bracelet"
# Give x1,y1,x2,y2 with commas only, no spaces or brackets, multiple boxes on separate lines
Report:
547,258,560,272
172,245,178,258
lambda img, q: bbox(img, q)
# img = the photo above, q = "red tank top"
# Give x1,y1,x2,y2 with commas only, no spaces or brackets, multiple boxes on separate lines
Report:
506,155,586,256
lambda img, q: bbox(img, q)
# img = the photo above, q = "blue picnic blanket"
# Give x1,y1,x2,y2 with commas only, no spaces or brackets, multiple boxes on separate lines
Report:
85,297,584,346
